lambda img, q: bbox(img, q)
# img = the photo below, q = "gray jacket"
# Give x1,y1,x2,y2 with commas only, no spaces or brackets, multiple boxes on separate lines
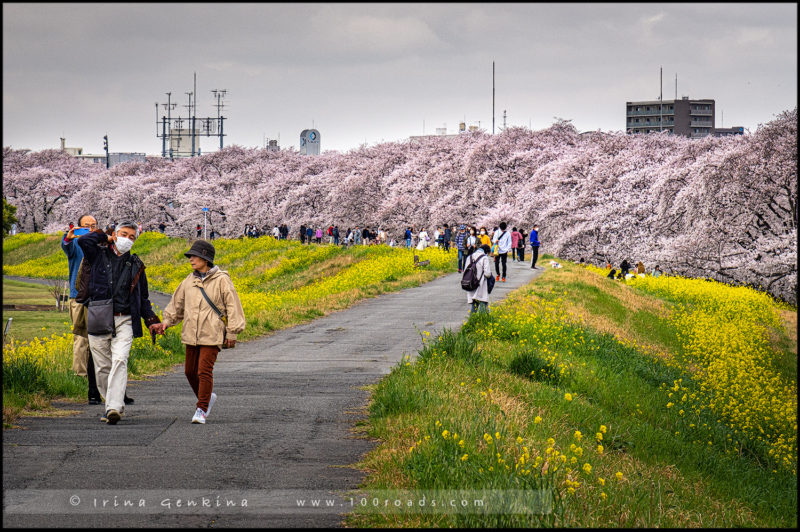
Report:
466,249,493,304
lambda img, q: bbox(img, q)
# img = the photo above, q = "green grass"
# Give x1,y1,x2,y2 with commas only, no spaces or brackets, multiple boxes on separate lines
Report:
2,310,72,344
348,260,797,527
3,278,60,306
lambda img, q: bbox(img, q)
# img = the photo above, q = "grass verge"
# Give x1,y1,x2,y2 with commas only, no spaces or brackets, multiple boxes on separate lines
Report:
348,259,797,527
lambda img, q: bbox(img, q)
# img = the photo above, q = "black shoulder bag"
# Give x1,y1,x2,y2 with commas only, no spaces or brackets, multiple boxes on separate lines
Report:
198,286,231,348
87,252,115,337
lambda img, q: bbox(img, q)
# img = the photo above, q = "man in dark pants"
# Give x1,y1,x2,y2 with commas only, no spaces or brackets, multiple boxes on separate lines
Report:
493,222,512,281
62,214,102,404
443,224,452,252
530,224,541,269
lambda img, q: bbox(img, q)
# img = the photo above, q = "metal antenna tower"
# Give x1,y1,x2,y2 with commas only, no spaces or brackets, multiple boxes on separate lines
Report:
160,92,177,159
211,89,227,150
157,79,224,159
184,90,194,156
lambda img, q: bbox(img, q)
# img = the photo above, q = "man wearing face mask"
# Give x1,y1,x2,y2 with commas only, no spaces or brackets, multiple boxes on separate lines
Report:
77,221,162,425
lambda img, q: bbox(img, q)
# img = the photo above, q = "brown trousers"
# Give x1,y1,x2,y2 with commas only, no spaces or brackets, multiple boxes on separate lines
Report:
184,345,219,412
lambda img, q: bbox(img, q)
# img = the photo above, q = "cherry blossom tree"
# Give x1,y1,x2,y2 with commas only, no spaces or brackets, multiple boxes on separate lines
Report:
3,108,796,303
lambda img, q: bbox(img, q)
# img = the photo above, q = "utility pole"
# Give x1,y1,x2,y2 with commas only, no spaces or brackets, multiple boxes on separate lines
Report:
103,134,109,169
659,66,663,132
502,109,507,131
192,72,197,158
492,61,495,135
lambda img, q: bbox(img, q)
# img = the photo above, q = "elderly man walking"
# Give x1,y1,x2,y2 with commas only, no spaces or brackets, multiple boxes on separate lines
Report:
77,221,162,424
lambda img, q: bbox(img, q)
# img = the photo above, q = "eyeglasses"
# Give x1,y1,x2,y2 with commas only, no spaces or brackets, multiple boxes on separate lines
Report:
80,223,98,230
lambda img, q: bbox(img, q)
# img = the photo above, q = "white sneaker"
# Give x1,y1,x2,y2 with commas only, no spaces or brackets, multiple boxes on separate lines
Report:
191,407,206,424
206,393,217,416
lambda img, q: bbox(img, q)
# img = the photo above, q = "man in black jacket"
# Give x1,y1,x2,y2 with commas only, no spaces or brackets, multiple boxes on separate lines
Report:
77,221,161,425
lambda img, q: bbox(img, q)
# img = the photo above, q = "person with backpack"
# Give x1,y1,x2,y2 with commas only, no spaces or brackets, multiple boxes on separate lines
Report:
462,243,494,313
155,240,246,425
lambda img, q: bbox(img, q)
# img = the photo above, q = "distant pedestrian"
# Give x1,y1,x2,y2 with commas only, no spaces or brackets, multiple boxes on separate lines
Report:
517,228,526,263
404,227,412,249
455,225,468,273
273,225,280,239
465,227,478,257
511,227,522,262
196,224,202,238
417,228,429,250
530,224,541,269
315,227,322,244
333,225,340,246
157,240,245,425
354,226,362,245
306,226,314,244
158,222,166,233
465,244,494,314
443,224,452,252
478,227,492,248
492,222,512,282
362,226,370,246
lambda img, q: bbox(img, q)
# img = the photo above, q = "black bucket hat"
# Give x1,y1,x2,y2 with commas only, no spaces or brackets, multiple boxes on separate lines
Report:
185,239,215,266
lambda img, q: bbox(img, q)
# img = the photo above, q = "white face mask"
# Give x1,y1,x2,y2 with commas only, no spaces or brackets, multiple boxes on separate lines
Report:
480,230,486,235
115,236,134,254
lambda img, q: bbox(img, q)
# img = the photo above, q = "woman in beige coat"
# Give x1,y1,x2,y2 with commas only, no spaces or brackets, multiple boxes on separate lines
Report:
156,240,245,424
465,244,494,313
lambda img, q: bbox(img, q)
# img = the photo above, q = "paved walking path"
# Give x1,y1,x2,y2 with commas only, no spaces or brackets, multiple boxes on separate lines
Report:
3,261,543,527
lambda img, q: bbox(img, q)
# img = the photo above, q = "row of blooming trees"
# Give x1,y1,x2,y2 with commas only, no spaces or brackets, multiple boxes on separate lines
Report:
3,109,796,303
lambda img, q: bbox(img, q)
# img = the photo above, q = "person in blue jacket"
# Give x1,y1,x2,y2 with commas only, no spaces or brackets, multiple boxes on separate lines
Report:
62,214,101,404
530,224,541,269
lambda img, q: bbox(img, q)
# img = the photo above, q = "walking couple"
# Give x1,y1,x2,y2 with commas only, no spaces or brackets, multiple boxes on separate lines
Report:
73,224,244,426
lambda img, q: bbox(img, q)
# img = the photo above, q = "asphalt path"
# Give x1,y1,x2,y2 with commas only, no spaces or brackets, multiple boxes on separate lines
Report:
3,260,543,527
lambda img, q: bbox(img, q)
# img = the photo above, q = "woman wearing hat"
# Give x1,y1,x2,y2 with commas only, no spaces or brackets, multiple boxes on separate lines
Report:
156,240,246,424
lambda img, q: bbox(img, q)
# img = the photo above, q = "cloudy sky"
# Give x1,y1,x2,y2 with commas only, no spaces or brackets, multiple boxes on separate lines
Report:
3,3,797,155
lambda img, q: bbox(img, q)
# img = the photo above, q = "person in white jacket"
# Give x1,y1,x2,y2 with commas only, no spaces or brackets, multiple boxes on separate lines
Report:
465,244,494,313
417,228,429,250
492,221,513,282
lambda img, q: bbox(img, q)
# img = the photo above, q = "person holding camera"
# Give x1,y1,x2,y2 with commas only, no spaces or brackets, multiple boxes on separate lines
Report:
62,214,101,404
155,240,245,425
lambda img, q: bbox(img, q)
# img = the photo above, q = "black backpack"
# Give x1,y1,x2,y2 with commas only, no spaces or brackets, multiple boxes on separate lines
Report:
461,253,481,291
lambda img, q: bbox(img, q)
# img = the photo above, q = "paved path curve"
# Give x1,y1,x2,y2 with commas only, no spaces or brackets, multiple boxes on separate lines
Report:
3,261,543,527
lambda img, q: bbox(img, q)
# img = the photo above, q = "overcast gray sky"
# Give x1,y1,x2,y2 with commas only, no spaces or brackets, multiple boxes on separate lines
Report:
3,3,797,155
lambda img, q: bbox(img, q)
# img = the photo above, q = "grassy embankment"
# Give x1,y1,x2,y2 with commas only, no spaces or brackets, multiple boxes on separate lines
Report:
2,232,456,426
349,259,797,527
